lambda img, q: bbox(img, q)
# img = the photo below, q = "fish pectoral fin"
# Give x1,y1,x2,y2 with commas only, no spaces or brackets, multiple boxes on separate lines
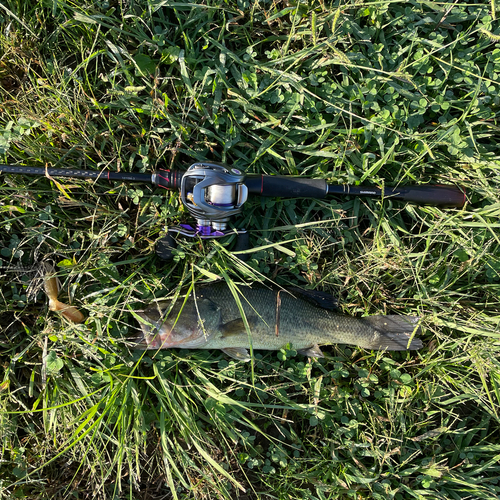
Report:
221,317,257,337
220,318,245,337
297,344,324,358
221,347,251,362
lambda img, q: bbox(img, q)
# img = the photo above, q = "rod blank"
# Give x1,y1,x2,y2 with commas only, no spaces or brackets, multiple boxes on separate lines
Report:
0,164,152,183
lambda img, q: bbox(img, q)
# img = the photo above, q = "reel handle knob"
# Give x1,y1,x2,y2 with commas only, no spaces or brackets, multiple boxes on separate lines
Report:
155,234,177,261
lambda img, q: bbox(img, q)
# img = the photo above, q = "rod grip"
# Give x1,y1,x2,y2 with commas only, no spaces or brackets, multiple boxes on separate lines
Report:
245,175,328,198
386,185,466,207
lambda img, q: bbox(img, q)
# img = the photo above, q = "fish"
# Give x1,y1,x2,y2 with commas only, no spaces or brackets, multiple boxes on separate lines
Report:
135,282,422,361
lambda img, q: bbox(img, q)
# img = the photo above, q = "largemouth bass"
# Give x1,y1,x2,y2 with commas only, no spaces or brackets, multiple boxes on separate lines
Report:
136,282,422,361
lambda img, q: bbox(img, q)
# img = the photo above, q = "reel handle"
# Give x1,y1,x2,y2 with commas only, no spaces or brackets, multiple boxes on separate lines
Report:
155,231,250,261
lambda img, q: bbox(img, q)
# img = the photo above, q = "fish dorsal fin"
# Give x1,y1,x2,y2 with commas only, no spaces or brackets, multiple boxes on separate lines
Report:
221,347,251,362
287,287,338,311
297,344,324,358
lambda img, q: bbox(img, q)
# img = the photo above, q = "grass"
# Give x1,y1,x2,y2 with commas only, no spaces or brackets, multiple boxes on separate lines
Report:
1,0,500,498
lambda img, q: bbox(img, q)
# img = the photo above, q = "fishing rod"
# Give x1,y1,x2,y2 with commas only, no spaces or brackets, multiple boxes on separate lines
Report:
1,162,465,257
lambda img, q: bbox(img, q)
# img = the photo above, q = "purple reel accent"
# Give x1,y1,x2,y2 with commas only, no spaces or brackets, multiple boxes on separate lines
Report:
197,225,225,237
175,224,226,239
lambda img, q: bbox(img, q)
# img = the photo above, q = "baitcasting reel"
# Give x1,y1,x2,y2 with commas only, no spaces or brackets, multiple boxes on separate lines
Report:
156,162,250,260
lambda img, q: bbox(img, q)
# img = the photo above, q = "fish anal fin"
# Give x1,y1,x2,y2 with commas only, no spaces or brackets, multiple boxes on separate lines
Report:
221,347,251,362
297,344,324,358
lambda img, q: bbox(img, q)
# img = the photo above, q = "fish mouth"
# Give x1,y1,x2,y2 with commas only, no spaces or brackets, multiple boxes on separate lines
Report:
134,312,166,349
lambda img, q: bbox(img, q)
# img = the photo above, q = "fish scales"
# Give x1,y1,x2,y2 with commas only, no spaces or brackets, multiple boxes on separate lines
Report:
136,282,422,361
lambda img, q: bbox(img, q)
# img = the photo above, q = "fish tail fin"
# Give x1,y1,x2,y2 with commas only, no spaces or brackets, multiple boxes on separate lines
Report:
362,315,422,351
